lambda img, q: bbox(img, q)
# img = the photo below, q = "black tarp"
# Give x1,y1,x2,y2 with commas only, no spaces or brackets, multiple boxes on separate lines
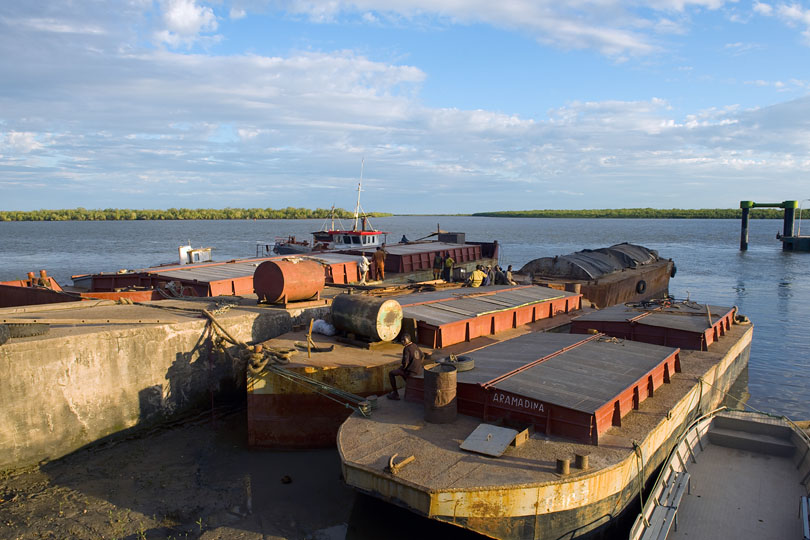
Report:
519,243,660,280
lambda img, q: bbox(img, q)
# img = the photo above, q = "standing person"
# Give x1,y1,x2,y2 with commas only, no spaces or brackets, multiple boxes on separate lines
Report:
359,253,370,284
432,252,443,280
443,253,455,282
372,246,386,281
387,334,424,400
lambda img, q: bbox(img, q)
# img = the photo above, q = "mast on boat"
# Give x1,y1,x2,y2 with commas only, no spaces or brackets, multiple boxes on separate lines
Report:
353,159,364,232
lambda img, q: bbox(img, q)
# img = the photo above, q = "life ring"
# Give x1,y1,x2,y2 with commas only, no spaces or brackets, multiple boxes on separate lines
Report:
636,280,647,294
670,265,677,278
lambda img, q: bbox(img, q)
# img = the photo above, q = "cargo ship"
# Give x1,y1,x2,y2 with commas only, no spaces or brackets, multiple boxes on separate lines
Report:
336,299,751,539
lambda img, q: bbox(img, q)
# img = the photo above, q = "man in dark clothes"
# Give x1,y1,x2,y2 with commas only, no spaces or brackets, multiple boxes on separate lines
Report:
432,252,443,280
387,333,424,400
372,246,386,280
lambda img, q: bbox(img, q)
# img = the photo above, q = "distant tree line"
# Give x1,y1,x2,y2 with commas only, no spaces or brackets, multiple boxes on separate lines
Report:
0,207,393,222
472,208,803,219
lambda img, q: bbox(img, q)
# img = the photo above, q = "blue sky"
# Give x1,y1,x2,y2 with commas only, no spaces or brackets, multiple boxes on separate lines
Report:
1,1,809,213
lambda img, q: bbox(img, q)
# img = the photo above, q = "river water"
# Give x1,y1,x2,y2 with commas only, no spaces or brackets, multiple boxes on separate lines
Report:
1,216,808,539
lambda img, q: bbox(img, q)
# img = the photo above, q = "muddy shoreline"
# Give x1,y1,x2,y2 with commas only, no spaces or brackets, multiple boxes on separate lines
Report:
0,406,355,540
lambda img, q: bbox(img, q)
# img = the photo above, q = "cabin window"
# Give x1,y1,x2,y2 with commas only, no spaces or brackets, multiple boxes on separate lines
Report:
193,253,200,262
352,236,361,244
343,235,351,244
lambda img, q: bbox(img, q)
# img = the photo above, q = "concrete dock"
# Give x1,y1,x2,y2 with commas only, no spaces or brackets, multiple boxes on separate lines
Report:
0,296,329,470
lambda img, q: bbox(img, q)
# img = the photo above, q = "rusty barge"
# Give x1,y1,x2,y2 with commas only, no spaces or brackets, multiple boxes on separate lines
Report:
519,243,674,308
246,285,583,449
336,300,751,539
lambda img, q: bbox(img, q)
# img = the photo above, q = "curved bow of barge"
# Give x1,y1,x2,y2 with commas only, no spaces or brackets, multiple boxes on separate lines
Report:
337,316,752,539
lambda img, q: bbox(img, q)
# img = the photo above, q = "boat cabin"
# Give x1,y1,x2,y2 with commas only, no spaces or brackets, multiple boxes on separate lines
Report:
178,244,212,265
320,230,386,251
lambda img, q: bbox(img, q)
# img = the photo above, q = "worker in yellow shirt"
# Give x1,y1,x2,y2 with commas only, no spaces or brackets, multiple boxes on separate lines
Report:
466,265,487,287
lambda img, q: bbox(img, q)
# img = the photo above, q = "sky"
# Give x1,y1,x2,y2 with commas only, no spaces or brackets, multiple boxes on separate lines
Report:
1,1,809,213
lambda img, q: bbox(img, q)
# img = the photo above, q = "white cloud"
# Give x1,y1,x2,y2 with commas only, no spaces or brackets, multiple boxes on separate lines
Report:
2,131,44,153
754,1,810,43
753,2,773,15
18,17,107,35
156,0,219,47
270,0,737,56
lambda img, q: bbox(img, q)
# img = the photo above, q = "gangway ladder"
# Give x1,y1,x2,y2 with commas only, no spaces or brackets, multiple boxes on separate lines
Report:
632,467,691,540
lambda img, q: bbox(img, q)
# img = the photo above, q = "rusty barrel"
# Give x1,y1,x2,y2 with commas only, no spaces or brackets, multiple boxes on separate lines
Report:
423,362,457,424
253,259,325,303
331,294,402,342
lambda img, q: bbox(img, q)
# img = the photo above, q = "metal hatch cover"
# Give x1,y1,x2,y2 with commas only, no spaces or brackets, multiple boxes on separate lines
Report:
460,423,520,457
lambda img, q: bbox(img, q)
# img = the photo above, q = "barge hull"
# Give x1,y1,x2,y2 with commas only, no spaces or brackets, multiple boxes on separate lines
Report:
339,323,752,540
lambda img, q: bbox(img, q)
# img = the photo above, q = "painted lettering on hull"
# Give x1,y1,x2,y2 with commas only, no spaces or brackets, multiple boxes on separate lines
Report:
492,392,544,412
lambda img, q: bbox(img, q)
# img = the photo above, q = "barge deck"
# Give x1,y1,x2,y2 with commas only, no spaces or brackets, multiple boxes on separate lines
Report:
337,317,752,539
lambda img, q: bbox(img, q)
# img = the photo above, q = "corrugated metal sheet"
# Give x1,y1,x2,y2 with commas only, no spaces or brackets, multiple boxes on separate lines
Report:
490,336,677,413
151,260,266,281
399,286,572,326
570,302,737,350
404,330,681,444
383,242,466,255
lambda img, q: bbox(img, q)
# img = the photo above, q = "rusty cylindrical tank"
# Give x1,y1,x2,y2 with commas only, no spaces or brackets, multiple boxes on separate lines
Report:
253,259,325,303
331,294,403,342
423,362,457,424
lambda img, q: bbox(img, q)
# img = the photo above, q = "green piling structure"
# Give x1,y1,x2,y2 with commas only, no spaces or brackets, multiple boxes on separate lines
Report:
739,200,800,251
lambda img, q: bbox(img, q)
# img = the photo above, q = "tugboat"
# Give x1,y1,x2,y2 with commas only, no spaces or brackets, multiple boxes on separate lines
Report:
274,167,388,254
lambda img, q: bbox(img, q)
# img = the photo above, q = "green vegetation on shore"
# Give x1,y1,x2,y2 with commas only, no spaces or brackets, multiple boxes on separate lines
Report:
472,208,799,219
0,207,393,222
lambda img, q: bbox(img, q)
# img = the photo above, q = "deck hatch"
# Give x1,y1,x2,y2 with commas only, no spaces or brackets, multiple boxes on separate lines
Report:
396,286,582,348
570,302,736,350
405,332,680,444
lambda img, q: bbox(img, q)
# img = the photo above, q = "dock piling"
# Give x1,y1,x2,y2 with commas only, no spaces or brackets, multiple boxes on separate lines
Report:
739,200,799,250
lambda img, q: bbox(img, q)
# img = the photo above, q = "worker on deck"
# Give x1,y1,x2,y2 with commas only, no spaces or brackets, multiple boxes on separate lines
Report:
372,246,386,281
466,265,487,287
359,253,370,284
386,333,424,400
494,265,508,285
506,264,516,285
432,252,443,280
482,265,494,286
443,253,455,282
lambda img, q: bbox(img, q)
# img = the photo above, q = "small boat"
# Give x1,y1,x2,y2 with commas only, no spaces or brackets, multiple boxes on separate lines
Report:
631,408,810,540
274,166,389,254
